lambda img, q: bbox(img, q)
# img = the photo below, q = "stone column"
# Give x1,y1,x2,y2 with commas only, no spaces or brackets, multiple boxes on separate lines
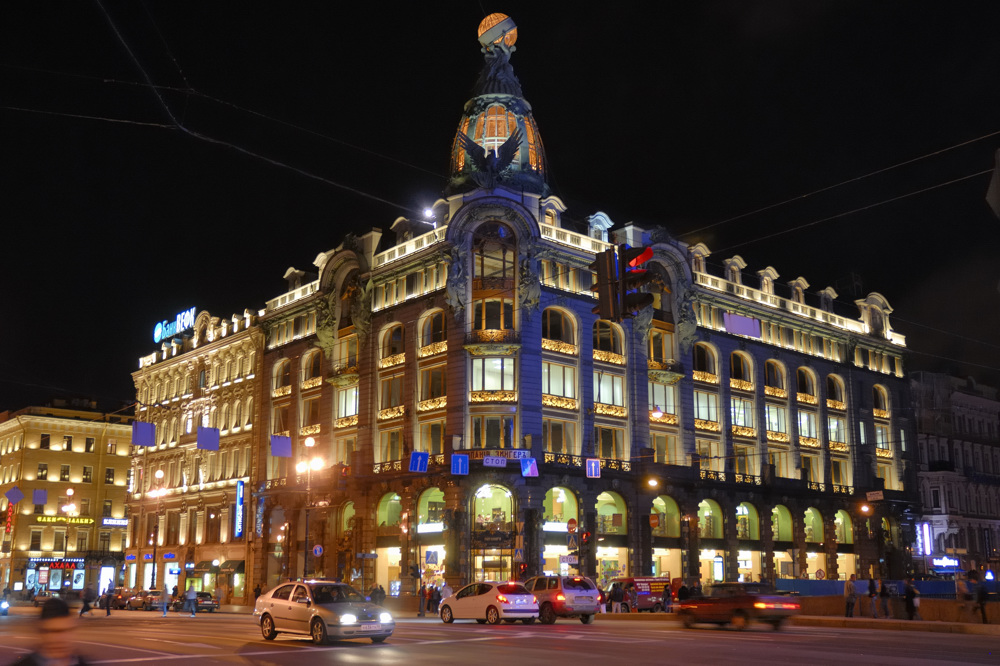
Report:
681,502,700,580
792,510,807,577
824,515,840,580
519,484,545,579
442,483,468,589
723,500,740,582
760,504,776,584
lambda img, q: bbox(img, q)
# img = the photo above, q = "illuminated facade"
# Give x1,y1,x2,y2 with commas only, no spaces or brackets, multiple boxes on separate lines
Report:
245,13,918,595
911,372,1000,575
127,309,262,603
0,400,132,596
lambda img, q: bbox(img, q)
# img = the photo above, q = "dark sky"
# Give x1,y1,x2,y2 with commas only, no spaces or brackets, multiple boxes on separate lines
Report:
3,2,1000,412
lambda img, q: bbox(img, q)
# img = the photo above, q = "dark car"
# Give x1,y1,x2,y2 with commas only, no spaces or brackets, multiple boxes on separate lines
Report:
677,582,799,630
172,592,219,612
108,587,131,610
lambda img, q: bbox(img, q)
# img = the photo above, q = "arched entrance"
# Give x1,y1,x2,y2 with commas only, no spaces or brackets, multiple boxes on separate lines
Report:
804,507,826,578
651,495,681,579
736,502,761,582
471,484,515,582
595,492,629,587
834,509,856,579
542,487,580,575
416,488,447,590
771,505,794,579
374,493,402,595
697,499,724,583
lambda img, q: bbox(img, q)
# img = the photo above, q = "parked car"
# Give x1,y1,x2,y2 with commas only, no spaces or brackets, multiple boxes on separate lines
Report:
677,582,800,630
172,592,218,613
439,581,538,625
125,590,151,610
141,590,167,611
603,577,673,613
524,575,600,624
254,580,393,644
108,587,131,610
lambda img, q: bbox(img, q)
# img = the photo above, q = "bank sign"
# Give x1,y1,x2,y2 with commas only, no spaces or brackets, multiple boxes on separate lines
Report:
233,480,244,539
153,307,196,343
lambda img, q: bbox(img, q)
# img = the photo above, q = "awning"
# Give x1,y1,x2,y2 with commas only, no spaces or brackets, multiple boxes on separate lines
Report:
219,560,245,575
191,560,219,575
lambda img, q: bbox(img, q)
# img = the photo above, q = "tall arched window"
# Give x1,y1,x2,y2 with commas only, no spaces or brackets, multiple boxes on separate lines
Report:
472,221,516,280
593,321,622,355
730,352,751,383
273,359,291,391
804,507,822,543
382,324,404,358
421,311,447,346
796,368,816,396
693,343,716,375
873,385,889,412
302,350,322,381
698,499,722,538
542,309,574,344
827,375,845,403
765,360,785,391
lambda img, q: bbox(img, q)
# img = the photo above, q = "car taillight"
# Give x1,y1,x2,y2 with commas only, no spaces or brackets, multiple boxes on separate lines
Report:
556,593,566,602
533,596,538,604
496,594,509,604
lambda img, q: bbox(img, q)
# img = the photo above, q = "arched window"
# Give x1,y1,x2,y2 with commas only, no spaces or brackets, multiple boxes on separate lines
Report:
220,405,230,432
804,507,822,543
771,505,792,541
693,343,716,375
421,311,447,346
273,359,291,390
736,502,759,540
596,492,627,535
796,368,816,396
765,361,785,390
730,352,751,383
472,484,513,532
342,501,355,534
233,401,242,429
543,487,579,530
382,324,404,358
472,221,516,280
376,493,402,532
651,495,681,538
542,309,574,344
827,375,845,403
593,321,622,355
302,350,322,381
834,510,854,544
698,499,722,538
245,397,253,426
873,386,889,412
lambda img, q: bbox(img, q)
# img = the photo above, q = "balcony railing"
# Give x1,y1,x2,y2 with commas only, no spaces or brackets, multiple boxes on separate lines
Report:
465,329,520,345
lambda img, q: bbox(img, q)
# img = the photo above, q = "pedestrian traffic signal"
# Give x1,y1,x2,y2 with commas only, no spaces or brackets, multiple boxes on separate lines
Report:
589,248,619,321
617,244,655,318
409,564,419,578
581,531,592,546
519,563,528,576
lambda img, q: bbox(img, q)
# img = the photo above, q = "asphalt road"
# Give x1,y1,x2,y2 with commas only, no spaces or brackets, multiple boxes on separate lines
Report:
0,609,996,665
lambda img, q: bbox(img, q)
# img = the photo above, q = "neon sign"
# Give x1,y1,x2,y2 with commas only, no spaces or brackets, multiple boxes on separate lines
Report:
153,307,196,343
932,556,959,567
233,480,245,538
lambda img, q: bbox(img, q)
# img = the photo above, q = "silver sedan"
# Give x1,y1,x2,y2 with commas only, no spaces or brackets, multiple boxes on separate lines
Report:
254,580,394,644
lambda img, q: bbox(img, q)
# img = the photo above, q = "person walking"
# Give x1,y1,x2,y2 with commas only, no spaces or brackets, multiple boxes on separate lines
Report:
610,583,624,613
253,584,262,602
440,581,452,603
904,577,921,620
878,578,891,619
79,585,95,617
11,597,91,666
416,583,426,617
867,577,878,618
104,586,113,617
974,574,988,624
677,582,690,602
431,584,442,614
160,589,170,617
184,583,198,617
844,574,857,618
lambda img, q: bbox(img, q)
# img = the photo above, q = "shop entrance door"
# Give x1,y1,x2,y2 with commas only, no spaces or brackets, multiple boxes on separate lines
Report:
473,549,511,582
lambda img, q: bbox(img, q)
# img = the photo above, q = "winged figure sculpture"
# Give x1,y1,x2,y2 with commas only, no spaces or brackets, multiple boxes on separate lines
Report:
457,127,522,189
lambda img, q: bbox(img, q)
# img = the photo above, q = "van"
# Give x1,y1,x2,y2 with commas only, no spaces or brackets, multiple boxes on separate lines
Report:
604,577,672,613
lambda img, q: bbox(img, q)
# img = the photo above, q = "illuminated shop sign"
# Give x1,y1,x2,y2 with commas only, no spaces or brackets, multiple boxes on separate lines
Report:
233,480,245,539
37,516,94,525
153,307,196,343
102,517,129,527
28,558,83,570
932,556,959,567
467,449,530,461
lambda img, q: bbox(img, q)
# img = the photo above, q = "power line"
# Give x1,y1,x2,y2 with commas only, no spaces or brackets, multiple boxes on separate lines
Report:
0,105,175,129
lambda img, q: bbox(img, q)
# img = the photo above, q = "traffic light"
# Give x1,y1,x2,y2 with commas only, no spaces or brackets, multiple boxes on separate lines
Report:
617,244,655,318
581,531,592,547
589,249,619,321
519,563,528,577
409,564,419,578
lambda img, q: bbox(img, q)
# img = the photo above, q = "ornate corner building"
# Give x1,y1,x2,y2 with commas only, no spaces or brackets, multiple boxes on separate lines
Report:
0,400,132,596
236,13,919,596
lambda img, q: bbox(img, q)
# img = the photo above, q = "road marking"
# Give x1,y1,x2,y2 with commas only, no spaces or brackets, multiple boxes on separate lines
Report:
144,638,220,649
77,641,175,656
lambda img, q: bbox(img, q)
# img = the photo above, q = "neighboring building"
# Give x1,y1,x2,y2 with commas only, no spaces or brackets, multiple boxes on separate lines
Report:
0,399,132,597
126,309,262,603
911,372,1000,576
243,12,919,597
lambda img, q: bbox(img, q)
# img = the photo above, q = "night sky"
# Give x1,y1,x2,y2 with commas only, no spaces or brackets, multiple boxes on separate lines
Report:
3,2,1000,412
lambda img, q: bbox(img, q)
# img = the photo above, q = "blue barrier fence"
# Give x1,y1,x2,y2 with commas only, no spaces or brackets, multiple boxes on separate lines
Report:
775,578,998,598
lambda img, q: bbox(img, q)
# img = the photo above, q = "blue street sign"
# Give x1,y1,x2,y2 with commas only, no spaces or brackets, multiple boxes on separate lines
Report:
567,533,579,550
409,451,430,473
426,551,438,565
585,458,602,478
513,548,525,563
313,545,324,557
520,458,538,477
451,453,469,475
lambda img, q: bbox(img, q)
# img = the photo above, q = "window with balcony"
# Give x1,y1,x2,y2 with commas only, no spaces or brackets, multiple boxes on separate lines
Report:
337,335,359,370
273,359,292,392
595,425,625,459
730,352,751,383
730,397,754,428
765,360,785,391
593,372,624,406
301,396,321,428
472,221,516,280
697,439,719,471
651,432,679,465
693,343,716,375
420,366,447,400
542,362,576,399
302,350,322,382
831,459,847,486
593,321,622,355
380,374,404,409
829,416,847,444
542,418,576,454
798,411,818,438
418,420,445,455
875,424,890,450
422,311,447,346
542,309,574,345
827,376,845,404
382,324,405,358
694,391,718,422
801,455,819,482
648,328,673,364
873,385,890,413
472,298,514,331
337,386,358,420
471,415,515,449
648,381,676,415
470,357,516,391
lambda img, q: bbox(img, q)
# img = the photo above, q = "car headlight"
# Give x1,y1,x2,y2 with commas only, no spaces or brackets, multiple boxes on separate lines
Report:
1,601,9,609
379,612,393,623
340,613,357,624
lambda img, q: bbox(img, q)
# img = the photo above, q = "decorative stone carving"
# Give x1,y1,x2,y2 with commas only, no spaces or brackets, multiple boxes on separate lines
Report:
445,245,467,322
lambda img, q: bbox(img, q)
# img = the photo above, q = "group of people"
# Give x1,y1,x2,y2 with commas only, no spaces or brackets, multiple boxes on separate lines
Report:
416,581,452,616
843,574,893,619
845,573,991,623
368,584,388,605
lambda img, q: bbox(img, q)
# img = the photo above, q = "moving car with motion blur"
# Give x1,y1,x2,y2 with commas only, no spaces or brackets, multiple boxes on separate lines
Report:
524,575,600,624
254,580,394,644
676,582,799,630
439,581,538,625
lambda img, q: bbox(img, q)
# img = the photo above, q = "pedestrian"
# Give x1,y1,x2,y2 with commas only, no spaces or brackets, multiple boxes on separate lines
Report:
904,577,921,621
677,582,690,602
369,583,379,602
379,584,388,605
867,576,878,618
431,584,442,614
161,588,169,617
627,583,638,613
956,573,971,620
878,578,891,619
611,583,624,613
172,585,179,603
974,574,988,624
253,584,262,601
104,587,113,617
440,581,452,603
185,583,198,617
844,574,857,618
690,579,703,598
79,585,95,617
417,583,426,617
11,597,91,665
425,583,434,615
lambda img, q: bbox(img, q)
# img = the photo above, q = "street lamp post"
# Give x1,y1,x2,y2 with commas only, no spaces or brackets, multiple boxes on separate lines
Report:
149,470,164,590
295,437,323,579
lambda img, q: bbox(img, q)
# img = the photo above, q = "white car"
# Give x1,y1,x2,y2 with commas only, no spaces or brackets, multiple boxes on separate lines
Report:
254,580,394,644
439,581,538,625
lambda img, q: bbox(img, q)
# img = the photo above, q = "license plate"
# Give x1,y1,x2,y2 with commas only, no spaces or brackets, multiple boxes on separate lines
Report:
575,596,593,603
360,623,381,631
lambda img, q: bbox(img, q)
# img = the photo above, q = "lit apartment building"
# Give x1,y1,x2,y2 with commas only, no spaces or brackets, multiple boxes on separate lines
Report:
911,372,1000,576
0,399,131,596
126,308,262,603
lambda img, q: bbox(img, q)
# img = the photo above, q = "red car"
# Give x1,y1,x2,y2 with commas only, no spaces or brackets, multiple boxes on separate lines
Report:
677,582,799,630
